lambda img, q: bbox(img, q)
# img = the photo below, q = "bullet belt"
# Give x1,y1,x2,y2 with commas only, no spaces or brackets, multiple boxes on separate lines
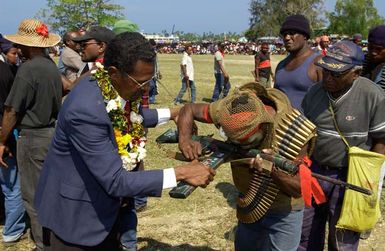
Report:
236,108,317,224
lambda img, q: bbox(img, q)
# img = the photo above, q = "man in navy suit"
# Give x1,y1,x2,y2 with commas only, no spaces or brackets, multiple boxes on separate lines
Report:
34,32,216,250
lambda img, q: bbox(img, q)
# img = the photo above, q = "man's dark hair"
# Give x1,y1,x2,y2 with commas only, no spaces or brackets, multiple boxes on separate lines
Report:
63,32,74,46
149,39,156,46
104,32,156,74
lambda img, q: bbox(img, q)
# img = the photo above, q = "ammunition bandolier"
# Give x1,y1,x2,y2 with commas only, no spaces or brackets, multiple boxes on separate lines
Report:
229,84,316,223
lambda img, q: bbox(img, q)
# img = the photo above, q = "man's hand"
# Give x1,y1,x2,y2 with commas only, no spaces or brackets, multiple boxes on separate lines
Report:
175,160,216,187
224,72,230,83
0,144,11,168
179,138,202,160
248,149,274,172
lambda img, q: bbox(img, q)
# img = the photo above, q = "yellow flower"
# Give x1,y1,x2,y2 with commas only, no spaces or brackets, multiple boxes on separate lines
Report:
93,64,147,169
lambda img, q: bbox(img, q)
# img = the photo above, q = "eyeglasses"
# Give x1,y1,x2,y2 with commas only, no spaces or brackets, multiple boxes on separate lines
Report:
80,42,100,49
323,68,351,78
124,72,154,89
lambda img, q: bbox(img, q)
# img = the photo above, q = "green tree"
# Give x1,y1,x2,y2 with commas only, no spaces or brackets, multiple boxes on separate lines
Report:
327,0,384,37
246,0,325,41
36,0,124,34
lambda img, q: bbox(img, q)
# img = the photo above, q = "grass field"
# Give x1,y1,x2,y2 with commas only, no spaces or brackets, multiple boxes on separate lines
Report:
2,54,385,250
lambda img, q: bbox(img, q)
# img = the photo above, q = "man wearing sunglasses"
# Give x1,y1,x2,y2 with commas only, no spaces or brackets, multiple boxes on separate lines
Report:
73,26,116,76
299,41,385,251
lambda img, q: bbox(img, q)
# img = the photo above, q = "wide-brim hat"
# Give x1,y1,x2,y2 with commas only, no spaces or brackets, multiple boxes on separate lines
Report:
4,19,60,48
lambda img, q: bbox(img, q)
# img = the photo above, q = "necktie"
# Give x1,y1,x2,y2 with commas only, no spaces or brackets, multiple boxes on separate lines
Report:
141,95,149,109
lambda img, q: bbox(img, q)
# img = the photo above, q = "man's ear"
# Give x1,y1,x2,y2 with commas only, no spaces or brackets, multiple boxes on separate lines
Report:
99,42,107,53
352,67,362,80
107,66,120,80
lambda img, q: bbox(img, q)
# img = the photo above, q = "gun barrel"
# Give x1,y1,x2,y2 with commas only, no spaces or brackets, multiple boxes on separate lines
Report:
311,173,372,195
157,131,373,198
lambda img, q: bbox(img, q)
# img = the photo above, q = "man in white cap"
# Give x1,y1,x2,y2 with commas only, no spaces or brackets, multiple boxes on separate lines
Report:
0,19,62,251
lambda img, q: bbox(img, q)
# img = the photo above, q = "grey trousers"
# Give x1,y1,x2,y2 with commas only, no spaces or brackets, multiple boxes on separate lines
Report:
17,127,55,251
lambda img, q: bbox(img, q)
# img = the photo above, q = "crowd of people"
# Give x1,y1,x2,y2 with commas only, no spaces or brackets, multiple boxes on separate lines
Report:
0,13,384,251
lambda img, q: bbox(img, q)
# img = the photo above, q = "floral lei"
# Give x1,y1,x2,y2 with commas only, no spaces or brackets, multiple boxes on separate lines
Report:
92,62,147,171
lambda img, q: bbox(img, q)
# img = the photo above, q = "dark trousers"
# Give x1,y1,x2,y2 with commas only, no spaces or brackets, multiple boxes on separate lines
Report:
17,127,55,251
43,226,120,251
299,162,360,251
211,73,231,102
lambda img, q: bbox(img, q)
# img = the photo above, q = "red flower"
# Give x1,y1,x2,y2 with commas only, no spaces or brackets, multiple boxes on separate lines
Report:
36,23,49,38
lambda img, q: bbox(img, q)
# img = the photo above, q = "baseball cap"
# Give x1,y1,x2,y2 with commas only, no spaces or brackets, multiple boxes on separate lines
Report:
315,40,364,72
72,26,115,43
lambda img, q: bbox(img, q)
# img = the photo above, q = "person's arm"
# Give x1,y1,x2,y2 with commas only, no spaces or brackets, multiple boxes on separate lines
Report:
67,108,215,197
61,75,74,96
178,103,211,160
62,51,84,71
371,138,385,155
140,107,179,128
218,60,229,83
309,54,323,82
181,64,189,80
0,106,17,167
181,63,190,87
270,144,309,198
254,55,260,81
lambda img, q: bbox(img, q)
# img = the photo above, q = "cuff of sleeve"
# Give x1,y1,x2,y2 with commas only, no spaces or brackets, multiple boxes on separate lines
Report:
157,108,171,126
162,168,177,189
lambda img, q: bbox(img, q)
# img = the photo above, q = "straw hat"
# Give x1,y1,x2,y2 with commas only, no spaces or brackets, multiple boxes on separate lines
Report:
4,19,60,48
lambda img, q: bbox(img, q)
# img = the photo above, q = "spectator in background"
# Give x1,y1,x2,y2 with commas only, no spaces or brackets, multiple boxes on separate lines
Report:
0,39,26,245
58,31,84,82
74,26,116,76
274,14,322,110
254,42,274,88
0,38,19,76
148,39,161,104
0,19,62,251
363,25,385,91
317,35,330,56
352,33,363,46
174,45,196,104
211,42,231,102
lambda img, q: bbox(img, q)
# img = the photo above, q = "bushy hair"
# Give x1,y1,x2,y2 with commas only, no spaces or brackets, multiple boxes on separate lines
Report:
104,32,156,74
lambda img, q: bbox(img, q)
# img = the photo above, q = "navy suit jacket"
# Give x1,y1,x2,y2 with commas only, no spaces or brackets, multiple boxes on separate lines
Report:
35,76,163,246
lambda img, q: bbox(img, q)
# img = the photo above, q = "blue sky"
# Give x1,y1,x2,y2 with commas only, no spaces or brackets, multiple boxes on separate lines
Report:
0,0,384,35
